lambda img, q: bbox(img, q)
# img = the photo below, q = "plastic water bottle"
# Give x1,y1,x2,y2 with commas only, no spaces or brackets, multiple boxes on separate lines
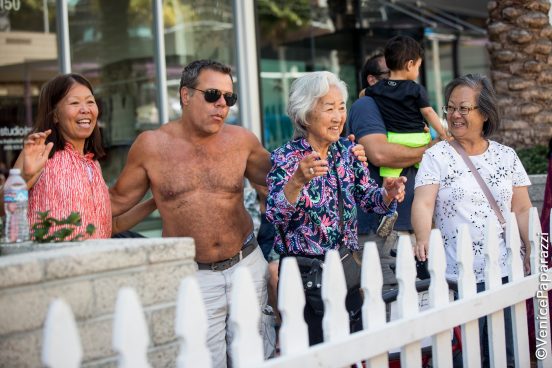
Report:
3,168,29,243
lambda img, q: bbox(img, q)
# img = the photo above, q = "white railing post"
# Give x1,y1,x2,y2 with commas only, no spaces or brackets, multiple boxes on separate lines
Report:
112,288,151,368
36,207,548,368
505,211,530,367
322,249,350,342
175,276,211,368
428,229,453,368
361,241,388,368
395,235,421,367
484,218,507,367
42,299,82,368
456,224,481,368
277,257,309,355
529,207,551,368
229,267,264,367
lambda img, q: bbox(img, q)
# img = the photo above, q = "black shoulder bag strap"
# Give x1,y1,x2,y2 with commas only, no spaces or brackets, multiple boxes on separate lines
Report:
449,140,506,226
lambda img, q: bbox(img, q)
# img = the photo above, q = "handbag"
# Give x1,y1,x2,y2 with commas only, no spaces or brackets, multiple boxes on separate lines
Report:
294,256,325,315
280,160,363,315
339,246,363,290
294,248,363,316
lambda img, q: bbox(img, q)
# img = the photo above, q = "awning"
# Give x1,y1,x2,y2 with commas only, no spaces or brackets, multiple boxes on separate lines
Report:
360,0,486,35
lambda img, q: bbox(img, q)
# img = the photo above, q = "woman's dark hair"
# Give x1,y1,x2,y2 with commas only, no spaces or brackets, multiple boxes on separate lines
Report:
444,74,500,138
35,73,104,159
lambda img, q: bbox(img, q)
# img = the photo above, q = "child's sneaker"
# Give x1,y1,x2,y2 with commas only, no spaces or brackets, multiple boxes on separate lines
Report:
376,211,398,238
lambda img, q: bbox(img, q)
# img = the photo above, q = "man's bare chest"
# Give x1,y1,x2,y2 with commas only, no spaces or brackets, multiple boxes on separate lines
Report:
147,147,247,202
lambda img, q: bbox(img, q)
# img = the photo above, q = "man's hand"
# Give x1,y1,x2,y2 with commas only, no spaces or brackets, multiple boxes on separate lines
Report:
348,134,367,165
383,176,407,203
22,129,53,182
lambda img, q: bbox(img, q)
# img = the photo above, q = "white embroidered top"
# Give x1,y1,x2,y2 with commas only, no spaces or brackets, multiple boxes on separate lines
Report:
415,140,531,282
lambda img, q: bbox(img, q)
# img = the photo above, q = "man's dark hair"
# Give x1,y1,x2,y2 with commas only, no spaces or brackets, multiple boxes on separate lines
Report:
179,60,233,108
384,35,424,71
360,50,385,90
35,73,104,159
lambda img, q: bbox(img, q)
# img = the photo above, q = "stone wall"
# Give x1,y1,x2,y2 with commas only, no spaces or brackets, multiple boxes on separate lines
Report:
487,0,552,148
529,174,547,215
0,238,196,368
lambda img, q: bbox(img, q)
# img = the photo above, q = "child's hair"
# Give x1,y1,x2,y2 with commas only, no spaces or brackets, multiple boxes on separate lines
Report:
384,35,424,71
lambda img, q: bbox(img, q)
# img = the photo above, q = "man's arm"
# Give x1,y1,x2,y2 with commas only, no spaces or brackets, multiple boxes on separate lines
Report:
244,131,272,187
359,134,427,169
112,197,156,235
348,97,429,169
109,132,153,216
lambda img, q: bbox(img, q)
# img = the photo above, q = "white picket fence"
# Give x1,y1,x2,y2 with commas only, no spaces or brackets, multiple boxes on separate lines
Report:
42,208,551,368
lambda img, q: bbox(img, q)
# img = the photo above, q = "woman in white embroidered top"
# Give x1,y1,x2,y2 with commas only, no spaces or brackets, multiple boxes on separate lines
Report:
411,74,532,368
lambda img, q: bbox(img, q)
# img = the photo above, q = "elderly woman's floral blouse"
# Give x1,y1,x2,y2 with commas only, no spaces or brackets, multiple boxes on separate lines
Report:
266,137,396,256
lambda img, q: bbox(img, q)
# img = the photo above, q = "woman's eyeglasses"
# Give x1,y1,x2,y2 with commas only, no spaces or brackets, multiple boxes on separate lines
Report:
187,87,238,107
442,105,478,115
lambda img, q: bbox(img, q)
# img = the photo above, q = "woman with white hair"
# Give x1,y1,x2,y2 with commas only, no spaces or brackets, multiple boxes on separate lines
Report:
266,71,406,345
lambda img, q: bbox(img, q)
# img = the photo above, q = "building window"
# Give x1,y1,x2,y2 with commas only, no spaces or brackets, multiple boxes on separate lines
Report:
163,0,238,125
0,0,58,183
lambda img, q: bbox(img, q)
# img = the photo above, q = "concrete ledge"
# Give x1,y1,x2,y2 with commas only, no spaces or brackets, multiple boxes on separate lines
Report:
0,237,196,368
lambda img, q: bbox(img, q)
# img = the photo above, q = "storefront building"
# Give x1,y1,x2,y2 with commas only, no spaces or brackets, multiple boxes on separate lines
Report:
0,0,488,233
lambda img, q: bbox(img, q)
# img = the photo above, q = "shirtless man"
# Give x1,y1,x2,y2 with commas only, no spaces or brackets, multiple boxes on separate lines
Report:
109,60,273,367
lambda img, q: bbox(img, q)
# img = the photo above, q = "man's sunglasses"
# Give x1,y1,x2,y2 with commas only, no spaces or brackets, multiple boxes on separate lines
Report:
187,87,238,107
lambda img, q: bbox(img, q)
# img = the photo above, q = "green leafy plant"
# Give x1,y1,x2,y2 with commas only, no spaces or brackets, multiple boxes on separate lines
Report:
516,145,548,175
32,211,96,243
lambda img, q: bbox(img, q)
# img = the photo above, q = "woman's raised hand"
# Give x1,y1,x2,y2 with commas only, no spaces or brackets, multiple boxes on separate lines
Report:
22,129,53,182
292,152,329,186
383,176,407,203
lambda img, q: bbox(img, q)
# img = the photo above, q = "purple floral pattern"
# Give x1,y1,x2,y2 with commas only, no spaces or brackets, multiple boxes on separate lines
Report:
266,138,396,256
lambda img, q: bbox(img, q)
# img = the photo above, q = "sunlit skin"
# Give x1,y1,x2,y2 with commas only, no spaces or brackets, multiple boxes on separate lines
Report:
54,83,99,154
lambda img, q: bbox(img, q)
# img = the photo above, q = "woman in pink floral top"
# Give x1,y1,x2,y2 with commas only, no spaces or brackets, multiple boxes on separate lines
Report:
7,74,155,239
266,71,406,345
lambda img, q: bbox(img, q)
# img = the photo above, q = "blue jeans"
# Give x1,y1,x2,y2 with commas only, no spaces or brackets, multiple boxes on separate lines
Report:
257,214,278,262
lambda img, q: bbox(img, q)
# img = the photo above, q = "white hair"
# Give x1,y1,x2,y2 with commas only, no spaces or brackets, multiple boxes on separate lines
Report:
287,71,348,139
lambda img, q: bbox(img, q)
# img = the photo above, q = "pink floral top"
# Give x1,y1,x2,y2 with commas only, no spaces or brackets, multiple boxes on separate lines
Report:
28,144,112,239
